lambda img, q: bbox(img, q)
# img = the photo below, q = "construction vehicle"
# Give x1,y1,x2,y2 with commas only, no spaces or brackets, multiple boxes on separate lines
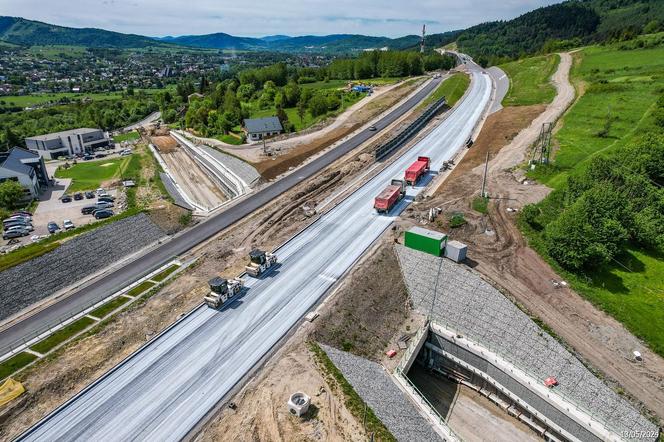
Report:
374,179,406,214
204,276,243,308
404,156,431,185
245,249,277,277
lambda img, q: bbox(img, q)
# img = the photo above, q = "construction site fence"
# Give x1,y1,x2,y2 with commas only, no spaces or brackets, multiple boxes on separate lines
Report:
374,97,447,160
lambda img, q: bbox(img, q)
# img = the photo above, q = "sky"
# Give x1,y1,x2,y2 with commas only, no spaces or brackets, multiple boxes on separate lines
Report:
0,0,562,38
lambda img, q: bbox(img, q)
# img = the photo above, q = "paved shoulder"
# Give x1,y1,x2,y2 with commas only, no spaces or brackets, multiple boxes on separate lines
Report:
486,66,508,114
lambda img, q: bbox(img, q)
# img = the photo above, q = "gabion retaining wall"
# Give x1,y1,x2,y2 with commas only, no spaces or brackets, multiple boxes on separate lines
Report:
394,245,658,441
321,344,442,442
0,213,165,321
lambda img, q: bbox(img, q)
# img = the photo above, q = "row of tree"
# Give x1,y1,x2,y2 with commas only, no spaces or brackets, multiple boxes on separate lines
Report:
0,95,159,150
522,107,664,270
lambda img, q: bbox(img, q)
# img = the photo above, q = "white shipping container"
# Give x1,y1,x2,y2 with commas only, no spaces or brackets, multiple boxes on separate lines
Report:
444,240,467,262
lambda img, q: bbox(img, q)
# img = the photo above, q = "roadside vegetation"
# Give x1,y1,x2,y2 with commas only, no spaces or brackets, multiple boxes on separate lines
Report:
520,37,664,357
113,130,140,143
420,72,470,109
499,54,559,106
180,51,455,141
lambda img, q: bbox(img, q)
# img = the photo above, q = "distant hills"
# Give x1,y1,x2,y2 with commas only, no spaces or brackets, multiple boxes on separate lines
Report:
0,16,420,53
0,16,159,48
154,33,421,52
1,0,662,58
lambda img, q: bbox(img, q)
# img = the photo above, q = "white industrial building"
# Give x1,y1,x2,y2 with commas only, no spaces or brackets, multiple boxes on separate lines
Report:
25,128,111,159
0,147,50,198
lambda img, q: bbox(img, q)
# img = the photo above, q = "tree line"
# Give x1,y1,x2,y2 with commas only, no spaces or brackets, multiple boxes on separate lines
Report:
522,97,664,270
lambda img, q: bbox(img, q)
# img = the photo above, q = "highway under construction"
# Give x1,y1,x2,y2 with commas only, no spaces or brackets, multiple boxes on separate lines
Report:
17,61,492,441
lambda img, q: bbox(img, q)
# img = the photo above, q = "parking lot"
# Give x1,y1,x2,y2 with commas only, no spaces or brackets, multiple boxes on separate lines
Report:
32,186,118,233
2,181,119,246
2,144,133,247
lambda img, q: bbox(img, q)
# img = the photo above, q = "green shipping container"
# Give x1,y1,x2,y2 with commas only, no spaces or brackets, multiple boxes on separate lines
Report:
404,227,447,257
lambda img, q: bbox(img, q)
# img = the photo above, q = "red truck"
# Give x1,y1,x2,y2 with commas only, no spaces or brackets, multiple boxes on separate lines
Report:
374,179,406,214
404,156,431,185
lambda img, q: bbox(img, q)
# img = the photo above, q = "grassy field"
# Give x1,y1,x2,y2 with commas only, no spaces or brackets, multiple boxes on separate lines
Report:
0,352,37,380
216,133,243,145
90,296,131,319
113,130,140,143
532,41,664,189
499,54,559,106
152,264,180,282
126,280,156,297
55,157,131,192
299,77,402,90
521,39,664,357
421,72,470,109
0,92,120,109
31,317,96,354
247,91,364,133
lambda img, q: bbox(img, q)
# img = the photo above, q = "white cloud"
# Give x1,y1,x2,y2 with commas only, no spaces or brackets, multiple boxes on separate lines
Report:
0,0,561,37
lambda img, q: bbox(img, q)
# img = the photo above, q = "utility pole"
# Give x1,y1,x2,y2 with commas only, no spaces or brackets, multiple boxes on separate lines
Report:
480,152,489,198
420,24,426,53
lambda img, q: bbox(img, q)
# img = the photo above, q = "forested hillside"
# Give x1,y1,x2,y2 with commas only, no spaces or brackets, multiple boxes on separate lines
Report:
0,17,159,48
443,0,664,65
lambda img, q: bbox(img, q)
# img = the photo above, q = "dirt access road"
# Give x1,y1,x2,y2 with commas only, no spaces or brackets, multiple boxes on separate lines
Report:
424,52,664,421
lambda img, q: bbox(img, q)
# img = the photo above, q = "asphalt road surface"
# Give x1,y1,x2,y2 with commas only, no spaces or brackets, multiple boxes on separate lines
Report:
19,65,492,441
0,78,441,355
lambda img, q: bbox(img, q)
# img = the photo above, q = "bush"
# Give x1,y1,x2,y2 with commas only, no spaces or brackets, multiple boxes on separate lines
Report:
449,213,467,228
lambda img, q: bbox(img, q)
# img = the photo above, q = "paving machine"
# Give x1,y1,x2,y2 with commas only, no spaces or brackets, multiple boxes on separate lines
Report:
245,249,277,277
204,276,243,308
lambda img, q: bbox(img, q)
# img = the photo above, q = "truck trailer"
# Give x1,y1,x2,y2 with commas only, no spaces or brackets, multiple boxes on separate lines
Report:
374,179,406,214
404,156,430,185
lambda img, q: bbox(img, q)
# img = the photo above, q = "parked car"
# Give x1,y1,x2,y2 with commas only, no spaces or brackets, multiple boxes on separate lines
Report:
81,205,98,215
120,149,132,156
6,224,33,232
47,222,60,234
74,192,84,200
83,155,94,160
63,219,75,230
94,153,107,158
61,194,72,203
95,188,106,196
3,229,27,240
85,191,95,199
3,220,31,230
98,195,115,203
6,215,31,222
11,211,32,218
94,209,114,219
95,201,114,209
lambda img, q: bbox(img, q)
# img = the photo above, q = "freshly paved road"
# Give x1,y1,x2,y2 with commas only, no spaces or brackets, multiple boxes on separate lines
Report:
0,77,440,354
19,63,492,441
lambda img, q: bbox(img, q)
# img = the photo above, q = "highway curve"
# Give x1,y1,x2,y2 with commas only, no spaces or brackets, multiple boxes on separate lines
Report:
0,77,441,353
18,65,492,441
